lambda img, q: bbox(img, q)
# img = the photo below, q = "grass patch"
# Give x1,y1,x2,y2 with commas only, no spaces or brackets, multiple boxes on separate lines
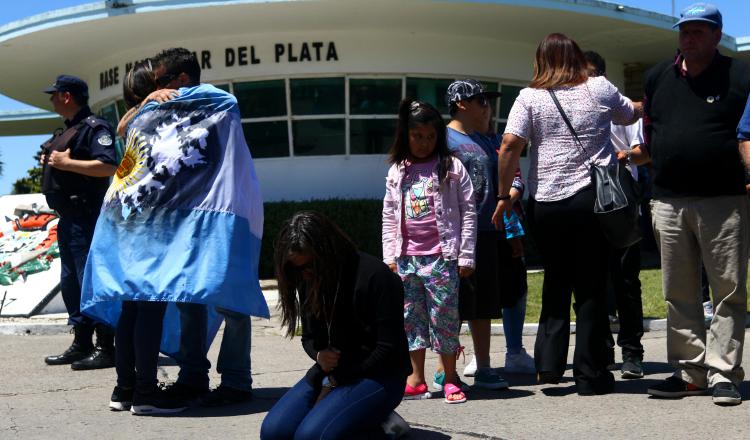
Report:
512,269,750,323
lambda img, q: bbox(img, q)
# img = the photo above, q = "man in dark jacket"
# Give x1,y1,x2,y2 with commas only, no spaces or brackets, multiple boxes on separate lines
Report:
41,75,118,370
629,3,750,406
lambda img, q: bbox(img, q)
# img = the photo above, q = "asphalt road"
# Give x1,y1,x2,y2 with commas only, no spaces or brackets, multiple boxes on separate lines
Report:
2,315,750,439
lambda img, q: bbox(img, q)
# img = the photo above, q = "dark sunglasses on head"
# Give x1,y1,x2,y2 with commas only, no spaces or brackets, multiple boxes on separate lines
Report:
156,73,178,88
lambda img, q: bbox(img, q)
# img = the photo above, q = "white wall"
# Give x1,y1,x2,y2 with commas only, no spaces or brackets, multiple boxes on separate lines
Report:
86,28,601,202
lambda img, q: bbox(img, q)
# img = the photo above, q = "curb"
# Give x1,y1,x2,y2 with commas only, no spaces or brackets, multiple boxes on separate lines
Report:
460,314,750,336
3,291,749,336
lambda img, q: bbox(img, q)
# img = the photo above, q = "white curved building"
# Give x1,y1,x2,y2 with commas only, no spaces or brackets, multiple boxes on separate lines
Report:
1,0,748,200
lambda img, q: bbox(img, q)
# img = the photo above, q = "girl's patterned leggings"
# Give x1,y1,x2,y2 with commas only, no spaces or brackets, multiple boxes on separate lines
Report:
397,254,460,354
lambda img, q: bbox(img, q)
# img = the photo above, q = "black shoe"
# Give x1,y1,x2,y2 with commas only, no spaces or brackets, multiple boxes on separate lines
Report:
576,371,615,396
536,371,561,385
200,385,253,407
160,382,209,406
130,389,188,415
647,376,708,398
109,386,134,411
621,356,644,379
71,349,115,370
45,325,94,365
44,342,93,365
712,382,742,406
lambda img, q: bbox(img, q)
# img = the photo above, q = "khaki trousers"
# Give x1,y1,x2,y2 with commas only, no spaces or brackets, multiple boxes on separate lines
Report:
651,195,750,387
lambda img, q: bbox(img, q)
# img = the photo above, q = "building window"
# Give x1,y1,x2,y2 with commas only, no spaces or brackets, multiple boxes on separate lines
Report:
406,77,453,116
242,121,289,158
350,119,396,155
213,83,230,93
293,119,346,156
221,75,519,159
350,79,401,115
234,79,286,118
499,85,523,120
290,78,345,115
99,103,118,129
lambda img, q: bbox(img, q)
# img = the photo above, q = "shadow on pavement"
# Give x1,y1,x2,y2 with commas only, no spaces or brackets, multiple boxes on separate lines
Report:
503,372,574,387
640,361,673,375
540,378,666,397
466,387,535,400
405,428,451,439
146,387,289,418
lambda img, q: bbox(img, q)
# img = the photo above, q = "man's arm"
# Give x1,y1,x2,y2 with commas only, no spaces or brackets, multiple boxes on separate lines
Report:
740,140,750,196
43,149,117,177
616,144,651,166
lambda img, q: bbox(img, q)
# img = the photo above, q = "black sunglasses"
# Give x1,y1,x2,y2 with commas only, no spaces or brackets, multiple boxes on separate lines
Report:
156,73,178,88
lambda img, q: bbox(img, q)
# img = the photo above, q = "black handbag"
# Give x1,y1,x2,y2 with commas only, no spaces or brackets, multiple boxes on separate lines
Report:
548,90,642,249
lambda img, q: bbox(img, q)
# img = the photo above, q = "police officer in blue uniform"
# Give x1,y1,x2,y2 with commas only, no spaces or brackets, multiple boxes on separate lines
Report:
41,75,119,370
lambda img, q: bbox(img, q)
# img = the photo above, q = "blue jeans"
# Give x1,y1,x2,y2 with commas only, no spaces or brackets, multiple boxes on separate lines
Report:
175,303,211,390
261,375,404,440
503,291,528,355
216,308,252,391
176,304,253,391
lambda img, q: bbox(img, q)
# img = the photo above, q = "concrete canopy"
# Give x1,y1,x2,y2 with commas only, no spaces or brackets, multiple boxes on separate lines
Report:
0,0,748,136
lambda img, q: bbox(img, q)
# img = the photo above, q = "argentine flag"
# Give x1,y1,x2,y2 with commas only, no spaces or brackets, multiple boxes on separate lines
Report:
81,84,268,355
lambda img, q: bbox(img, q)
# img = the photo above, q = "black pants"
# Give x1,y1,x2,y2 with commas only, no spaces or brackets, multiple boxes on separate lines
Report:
115,300,168,393
605,243,644,360
528,187,613,390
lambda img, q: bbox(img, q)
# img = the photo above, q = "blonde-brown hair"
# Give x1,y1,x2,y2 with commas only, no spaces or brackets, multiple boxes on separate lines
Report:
529,33,588,89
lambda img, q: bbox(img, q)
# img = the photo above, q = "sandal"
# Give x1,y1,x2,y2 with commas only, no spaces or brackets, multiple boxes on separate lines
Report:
443,383,466,404
403,383,432,400
433,369,472,392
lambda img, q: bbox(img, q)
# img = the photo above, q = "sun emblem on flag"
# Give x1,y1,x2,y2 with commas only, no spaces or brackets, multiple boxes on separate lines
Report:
105,131,150,203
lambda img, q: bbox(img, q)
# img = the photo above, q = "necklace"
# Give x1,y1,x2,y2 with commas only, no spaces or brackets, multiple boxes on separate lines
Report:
321,279,340,347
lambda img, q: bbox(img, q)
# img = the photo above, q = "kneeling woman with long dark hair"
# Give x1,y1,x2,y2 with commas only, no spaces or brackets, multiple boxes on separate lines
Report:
260,211,411,440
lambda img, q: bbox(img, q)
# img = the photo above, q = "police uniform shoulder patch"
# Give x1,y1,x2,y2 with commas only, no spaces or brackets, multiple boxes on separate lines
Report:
97,133,113,146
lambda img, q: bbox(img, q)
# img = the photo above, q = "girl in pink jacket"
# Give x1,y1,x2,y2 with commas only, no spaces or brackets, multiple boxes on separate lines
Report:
382,99,476,404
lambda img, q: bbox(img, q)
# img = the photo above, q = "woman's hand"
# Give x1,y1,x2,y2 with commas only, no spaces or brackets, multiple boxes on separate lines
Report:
316,348,341,373
144,88,179,104
459,266,474,278
387,262,397,273
491,199,512,230
314,376,337,405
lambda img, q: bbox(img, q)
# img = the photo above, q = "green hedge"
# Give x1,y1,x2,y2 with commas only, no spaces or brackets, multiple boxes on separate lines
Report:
259,199,542,279
260,199,384,279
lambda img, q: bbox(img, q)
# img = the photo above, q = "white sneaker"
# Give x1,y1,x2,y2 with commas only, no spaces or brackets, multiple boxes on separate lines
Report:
504,348,536,374
462,355,477,377
381,411,410,438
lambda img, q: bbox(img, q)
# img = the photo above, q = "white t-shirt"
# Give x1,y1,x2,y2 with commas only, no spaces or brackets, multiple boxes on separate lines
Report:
610,119,644,180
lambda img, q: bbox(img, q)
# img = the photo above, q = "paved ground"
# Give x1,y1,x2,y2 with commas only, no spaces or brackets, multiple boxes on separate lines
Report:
2,309,750,439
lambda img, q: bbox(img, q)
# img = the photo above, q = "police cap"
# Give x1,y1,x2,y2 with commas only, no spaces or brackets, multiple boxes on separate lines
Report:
43,75,89,98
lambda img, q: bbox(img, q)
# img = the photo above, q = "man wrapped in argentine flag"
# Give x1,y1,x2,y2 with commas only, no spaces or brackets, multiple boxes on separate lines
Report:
81,82,269,357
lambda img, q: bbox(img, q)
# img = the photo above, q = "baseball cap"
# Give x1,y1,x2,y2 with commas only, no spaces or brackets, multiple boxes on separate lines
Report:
43,75,89,97
673,3,722,29
445,79,501,106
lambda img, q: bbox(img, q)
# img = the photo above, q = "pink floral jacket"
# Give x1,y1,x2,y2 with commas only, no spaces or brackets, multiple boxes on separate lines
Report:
382,156,476,268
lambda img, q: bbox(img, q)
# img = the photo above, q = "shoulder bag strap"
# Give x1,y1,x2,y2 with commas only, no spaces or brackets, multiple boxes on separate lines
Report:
547,89,585,155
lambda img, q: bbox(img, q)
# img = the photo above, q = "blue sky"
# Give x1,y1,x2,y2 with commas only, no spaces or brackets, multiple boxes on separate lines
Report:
0,0,748,194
